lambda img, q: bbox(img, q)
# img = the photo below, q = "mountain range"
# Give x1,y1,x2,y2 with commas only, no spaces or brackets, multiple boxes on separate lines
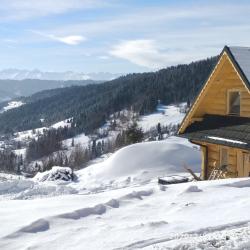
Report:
0,56,217,134
0,69,121,81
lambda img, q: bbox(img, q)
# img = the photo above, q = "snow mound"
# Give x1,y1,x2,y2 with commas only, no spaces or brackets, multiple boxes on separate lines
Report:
34,167,76,182
75,137,201,190
226,179,250,188
183,185,202,193
19,219,50,234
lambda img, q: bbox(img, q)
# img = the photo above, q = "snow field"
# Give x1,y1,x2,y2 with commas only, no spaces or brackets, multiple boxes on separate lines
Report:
71,137,201,192
2,178,250,249
0,101,24,113
138,104,185,132
2,101,249,249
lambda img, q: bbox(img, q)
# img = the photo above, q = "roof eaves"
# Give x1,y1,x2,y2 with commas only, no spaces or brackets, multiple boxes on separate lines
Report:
177,50,222,134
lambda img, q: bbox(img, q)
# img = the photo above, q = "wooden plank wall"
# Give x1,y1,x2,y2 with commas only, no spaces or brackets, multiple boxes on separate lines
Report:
193,56,250,118
206,143,238,178
186,54,250,179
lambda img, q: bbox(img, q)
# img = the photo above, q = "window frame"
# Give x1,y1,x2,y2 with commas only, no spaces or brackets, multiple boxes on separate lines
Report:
227,89,241,116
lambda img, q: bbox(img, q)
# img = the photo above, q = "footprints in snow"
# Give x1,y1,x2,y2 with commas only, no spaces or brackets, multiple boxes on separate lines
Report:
3,188,154,239
6,219,50,239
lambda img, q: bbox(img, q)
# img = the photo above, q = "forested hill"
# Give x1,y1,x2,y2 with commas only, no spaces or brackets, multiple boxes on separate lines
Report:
0,56,217,134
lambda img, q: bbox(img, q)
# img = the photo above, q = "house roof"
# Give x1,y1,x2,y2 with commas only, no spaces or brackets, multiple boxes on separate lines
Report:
178,45,250,135
179,114,250,149
226,46,250,88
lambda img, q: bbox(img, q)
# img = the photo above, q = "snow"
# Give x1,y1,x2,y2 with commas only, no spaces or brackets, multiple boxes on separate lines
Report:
138,104,185,131
51,119,72,129
14,127,47,141
73,136,200,192
14,118,72,142
207,136,247,145
2,176,250,249
34,167,76,182
0,101,24,113
1,137,250,249
13,148,26,157
62,133,90,148
0,69,121,81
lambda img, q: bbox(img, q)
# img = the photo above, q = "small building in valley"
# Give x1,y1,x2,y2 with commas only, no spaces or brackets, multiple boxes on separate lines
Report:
178,46,250,180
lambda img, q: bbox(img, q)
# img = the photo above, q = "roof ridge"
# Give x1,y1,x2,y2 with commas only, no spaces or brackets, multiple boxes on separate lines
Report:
228,45,250,49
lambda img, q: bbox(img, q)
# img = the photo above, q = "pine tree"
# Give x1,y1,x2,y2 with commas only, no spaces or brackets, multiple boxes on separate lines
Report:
157,122,163,140
125,123,144,144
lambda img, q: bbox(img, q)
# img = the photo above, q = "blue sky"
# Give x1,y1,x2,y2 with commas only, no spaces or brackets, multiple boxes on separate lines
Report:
0,0,250,73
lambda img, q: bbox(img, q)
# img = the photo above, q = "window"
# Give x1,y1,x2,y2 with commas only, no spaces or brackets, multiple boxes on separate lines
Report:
228,91,240,115
220,147,228,167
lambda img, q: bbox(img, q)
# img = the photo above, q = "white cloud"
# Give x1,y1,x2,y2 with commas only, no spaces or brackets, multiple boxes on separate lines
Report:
48,35,86,45
32,31,86,45
0,0,109,21
110,40,173,69
46,3,250,38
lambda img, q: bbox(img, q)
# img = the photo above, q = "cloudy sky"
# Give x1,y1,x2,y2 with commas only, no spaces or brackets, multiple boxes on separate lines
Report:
0,0,250,73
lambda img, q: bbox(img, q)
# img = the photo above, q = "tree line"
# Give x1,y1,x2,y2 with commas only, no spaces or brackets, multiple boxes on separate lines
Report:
0,56,217,135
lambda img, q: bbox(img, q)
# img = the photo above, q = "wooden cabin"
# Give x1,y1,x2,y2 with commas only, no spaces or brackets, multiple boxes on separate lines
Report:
178,46,250,180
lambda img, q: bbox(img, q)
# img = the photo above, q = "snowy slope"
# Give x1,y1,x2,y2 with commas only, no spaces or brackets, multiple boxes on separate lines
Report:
0,101,24,113
1,137,250,249
2,176,250,249
62,133,90,148
74,137,200,191
138,104,185,132
14,118,72,142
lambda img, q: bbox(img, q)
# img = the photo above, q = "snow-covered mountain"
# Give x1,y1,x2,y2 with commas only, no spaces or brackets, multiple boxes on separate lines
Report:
0,69,121,81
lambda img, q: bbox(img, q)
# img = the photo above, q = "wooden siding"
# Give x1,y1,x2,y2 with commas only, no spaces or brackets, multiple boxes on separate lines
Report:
193,140,241,179
206,143,238,178
179,52,250,133
179,49,250,180
194,57,249,118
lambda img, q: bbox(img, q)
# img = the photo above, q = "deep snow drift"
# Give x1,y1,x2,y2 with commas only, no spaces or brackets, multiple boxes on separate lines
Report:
2,176,250,249
0,137,200,199
1,137,250,249
74,137,200,191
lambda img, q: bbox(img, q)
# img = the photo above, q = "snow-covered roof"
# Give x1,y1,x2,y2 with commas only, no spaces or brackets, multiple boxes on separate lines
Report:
179,114,250,149
227,46,250,87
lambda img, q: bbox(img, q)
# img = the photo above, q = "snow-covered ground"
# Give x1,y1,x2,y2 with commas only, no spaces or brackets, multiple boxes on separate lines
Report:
14,127,47,141
14,118,72,142
138,104,185,131
8,103,185,161
51,119,72,129
0,101,24,113
72,137,200,192
63,133,90,148
1,136,250,249
2,103,249,249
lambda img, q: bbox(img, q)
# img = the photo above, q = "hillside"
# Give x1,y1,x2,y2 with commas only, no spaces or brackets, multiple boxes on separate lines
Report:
0,57,217,134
